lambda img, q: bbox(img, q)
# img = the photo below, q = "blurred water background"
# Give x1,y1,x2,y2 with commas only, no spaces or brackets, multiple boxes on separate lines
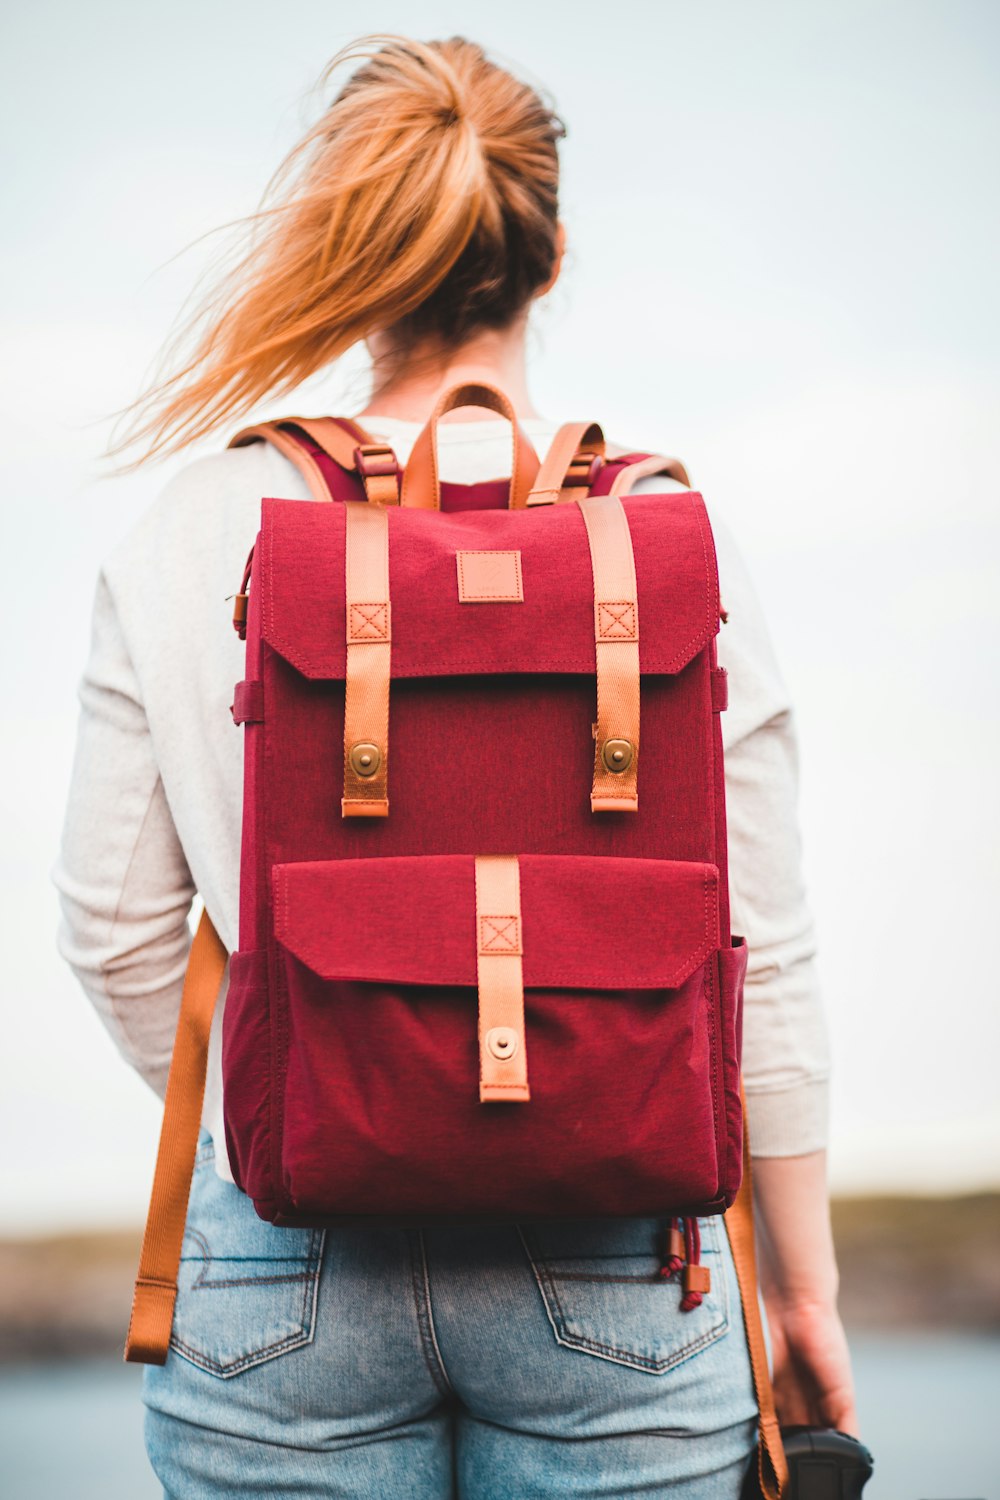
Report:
1,1334,998,1499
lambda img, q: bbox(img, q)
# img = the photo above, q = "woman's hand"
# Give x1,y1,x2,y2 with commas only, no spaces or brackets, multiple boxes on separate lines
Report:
751,1150,860,1437
763,1293,859,1434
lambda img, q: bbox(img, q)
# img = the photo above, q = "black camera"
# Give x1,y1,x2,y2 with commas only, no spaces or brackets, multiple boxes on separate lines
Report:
741,1426,874,1499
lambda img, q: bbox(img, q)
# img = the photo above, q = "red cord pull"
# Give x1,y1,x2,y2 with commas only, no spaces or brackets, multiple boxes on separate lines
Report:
682,1263,711,1309
658,1218,685,1278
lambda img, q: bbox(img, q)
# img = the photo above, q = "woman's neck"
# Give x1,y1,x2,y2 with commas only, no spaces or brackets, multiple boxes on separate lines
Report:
358,320,540,424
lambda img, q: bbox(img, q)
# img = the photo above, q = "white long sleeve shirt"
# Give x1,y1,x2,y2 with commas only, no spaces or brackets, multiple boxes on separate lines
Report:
54,416,830,1182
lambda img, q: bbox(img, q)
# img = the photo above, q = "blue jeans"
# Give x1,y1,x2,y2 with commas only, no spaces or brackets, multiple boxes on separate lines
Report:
143,1138,758,1497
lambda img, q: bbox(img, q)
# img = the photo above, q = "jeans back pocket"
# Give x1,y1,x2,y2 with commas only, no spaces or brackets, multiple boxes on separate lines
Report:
170,1141,325,1378
520,1214,730,1374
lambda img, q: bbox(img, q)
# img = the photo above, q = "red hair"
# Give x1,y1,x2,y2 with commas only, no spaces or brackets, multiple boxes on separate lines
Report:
112,35,563,464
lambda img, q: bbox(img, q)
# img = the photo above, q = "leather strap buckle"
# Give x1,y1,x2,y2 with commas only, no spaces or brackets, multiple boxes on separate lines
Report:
353,444,401,507
562,451,602,489
353,444,400,480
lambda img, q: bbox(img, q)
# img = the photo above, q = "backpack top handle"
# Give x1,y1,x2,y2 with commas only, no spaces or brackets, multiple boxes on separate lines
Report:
400,381,541,510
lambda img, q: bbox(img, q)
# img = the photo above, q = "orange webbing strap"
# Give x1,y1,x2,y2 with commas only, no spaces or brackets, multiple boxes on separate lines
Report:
724,1096,789,1498
474,855,530,1103
342,501,391,817
124,910,228,1365
577,495,640,812
608,452,692,494
525,421,605,506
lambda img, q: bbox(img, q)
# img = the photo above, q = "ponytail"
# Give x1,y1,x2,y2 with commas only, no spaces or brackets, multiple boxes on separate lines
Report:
112,35,564,464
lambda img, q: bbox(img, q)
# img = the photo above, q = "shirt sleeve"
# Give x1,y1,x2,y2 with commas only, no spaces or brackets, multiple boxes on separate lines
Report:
712,508,831,1156
53,570,195,1099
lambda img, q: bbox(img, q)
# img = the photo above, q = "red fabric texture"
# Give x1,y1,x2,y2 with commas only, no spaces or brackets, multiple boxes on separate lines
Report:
247,663,716,936
223,461,746,1226
440,479,512,511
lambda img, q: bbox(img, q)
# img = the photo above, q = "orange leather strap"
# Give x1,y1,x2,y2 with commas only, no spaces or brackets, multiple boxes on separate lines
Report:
608,452,692,495
278,415,370,469
342,501,391,817
525,420,605,506
474,855,530,1102
125,910,228,1365
230,421,336,504
293,418,401,506
229,418,401,505
724,1095,789,1499
577,495,640,813
400,382,540,510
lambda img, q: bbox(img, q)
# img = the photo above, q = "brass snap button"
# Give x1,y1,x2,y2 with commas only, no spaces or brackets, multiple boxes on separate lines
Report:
349,742,382,778
486,1026,519,1061
602,738,634,774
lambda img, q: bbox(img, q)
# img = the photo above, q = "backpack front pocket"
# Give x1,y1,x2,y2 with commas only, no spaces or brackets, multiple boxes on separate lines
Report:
170,1142,325,1378
266,852,735,1223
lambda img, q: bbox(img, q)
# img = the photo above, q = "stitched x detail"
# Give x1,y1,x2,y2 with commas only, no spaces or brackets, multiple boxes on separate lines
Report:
597,601,637,640
349,602,389,641
479,915,522,955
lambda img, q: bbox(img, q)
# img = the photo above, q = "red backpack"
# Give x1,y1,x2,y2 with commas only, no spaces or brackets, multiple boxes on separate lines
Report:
125,382,786,1498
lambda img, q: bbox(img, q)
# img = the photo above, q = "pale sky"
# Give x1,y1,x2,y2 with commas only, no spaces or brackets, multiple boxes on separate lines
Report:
1,0,998,1230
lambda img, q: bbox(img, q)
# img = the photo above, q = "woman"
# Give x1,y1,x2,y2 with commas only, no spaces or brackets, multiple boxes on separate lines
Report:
55,34,856,1499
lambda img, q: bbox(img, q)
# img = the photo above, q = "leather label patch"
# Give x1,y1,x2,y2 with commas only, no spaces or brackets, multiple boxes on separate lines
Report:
456,550,524,603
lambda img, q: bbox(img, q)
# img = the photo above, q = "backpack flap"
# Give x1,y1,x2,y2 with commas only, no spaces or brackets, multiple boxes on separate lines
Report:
259,493,719,681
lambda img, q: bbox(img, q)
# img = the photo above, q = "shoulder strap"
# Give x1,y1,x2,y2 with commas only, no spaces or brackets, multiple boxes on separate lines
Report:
606,451,692,493
124,910,227,1364
231,416,687,505
525,427,691,505
525,421,605,505
725,1093,789,1498
229,417,401,505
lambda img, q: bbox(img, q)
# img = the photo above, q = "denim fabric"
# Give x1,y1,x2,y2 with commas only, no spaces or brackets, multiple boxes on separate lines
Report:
143,1140,758,1498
